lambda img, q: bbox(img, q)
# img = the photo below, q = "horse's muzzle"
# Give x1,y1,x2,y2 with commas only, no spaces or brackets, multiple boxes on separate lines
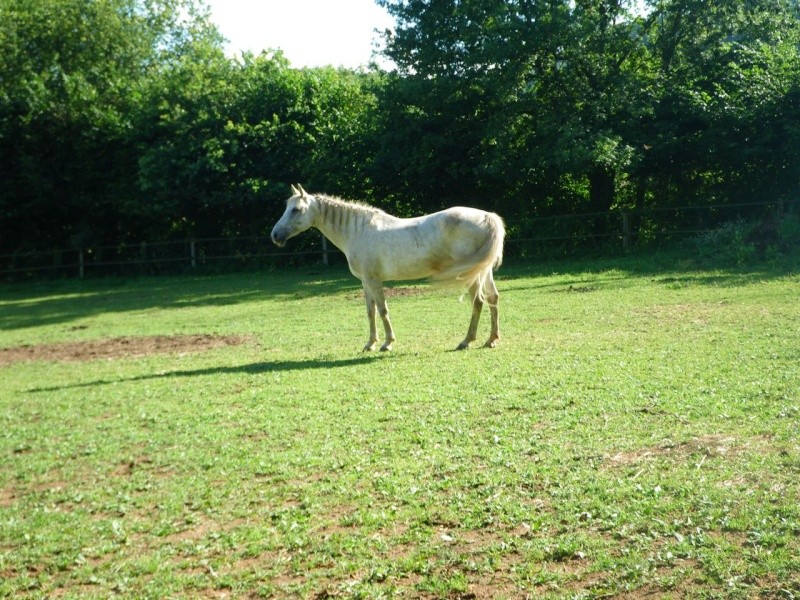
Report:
271,229,287,247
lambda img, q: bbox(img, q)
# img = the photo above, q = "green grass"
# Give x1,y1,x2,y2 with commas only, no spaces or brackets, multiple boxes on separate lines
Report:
1,255,799,599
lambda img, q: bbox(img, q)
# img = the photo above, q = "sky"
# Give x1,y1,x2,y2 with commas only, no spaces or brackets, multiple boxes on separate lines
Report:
203,0,395,69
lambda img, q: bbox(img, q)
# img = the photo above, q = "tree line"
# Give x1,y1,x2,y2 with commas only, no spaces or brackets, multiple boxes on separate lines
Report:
2,0,799,257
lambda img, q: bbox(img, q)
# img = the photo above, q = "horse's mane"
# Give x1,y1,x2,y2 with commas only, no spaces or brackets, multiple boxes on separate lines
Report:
314,194,388,217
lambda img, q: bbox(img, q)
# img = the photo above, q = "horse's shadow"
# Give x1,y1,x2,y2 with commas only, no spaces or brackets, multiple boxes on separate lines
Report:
25,355,389,393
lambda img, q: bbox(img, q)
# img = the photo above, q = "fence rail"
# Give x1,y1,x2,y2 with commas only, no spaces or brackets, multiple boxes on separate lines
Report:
2,199,795,279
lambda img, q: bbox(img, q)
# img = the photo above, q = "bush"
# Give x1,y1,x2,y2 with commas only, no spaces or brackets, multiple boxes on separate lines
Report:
776,213,800,248
694,218,756,266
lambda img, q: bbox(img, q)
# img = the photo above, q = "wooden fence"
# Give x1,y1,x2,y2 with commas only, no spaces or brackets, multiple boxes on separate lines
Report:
1,200,795,279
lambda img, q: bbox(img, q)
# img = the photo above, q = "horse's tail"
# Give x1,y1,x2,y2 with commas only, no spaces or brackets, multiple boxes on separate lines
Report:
432,211,505,303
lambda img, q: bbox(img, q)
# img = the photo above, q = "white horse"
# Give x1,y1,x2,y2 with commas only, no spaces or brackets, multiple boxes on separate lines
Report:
271,185,505,351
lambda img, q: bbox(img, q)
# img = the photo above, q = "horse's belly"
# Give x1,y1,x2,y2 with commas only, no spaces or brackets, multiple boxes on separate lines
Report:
347,248,431,282
378,244,474,281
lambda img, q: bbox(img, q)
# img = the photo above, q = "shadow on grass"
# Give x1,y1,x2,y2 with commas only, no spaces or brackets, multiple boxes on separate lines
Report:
25,354,391,393
0,266,361,331
498,250,799,294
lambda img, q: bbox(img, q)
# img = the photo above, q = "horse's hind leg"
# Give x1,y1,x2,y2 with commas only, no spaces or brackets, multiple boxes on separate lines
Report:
483,272,500,348
457,281,483,350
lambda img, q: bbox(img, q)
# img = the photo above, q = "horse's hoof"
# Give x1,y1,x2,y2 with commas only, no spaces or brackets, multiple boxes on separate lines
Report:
363,343,377,352
380,343,393,352
456,342,470,350
483,338,499,348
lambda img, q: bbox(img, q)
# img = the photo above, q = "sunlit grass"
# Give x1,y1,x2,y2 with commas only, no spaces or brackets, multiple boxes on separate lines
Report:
1,256,799,598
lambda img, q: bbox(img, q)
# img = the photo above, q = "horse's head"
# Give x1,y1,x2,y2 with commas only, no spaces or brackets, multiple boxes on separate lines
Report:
271,184,316,247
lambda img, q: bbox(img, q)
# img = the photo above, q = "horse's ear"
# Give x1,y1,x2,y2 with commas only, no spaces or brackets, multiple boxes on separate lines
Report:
291,184,300,196
298,184,308,198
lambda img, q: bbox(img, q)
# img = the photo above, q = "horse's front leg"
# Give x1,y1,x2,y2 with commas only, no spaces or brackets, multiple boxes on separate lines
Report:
364,279,396,351
362,285,379,352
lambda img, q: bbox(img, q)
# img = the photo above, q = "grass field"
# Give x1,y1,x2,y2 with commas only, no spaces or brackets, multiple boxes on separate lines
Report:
1,254,799,599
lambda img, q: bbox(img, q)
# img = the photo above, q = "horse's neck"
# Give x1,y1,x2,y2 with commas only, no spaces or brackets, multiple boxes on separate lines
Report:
313,197,373,252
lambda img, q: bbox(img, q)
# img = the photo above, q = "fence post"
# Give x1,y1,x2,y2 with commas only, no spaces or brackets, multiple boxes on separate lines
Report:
321,235,329,266
190,240,197,268
622,211,631,251
78,250,84,278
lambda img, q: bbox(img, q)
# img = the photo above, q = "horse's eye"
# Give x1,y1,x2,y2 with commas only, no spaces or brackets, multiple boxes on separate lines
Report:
291,207,301,215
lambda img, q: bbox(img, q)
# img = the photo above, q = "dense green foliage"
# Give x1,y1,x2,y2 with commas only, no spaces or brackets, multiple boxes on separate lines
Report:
1,257,799,597
1,0,799,256
0,0,381,252
377,0,800,225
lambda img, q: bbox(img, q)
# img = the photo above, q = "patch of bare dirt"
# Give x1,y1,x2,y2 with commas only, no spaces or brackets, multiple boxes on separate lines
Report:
112,455,155,478
347,286,427,301
606,434,769,468
0,488,15,508
385,286,427,298
0,334,251,366
164,521,214,544
632,302,730,327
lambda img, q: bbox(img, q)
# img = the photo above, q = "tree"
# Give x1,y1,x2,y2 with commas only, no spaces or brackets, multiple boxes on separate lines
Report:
377,0,652,223
137,52,382,240
0,0,223,252
376,0,800,236
510,0,651,230
637,0,800,209
0,0,382,253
